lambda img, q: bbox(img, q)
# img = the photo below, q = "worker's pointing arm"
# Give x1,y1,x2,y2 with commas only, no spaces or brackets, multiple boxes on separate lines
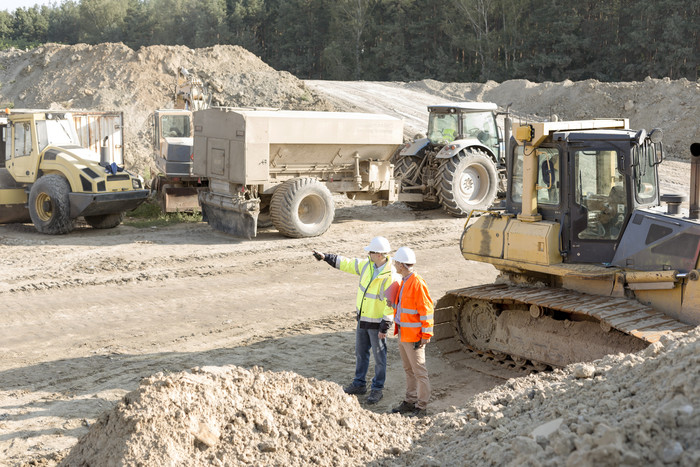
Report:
312,250,338,268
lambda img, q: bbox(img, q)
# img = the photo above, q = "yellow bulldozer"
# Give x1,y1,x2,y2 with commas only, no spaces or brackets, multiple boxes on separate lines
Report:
435,118,700,369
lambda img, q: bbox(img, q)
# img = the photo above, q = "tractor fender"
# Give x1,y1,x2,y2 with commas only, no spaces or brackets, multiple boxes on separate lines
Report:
435,138,496,161
399,137,429,157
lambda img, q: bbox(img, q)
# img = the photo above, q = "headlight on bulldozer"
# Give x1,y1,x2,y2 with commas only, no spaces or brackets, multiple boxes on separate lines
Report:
132,178,141,189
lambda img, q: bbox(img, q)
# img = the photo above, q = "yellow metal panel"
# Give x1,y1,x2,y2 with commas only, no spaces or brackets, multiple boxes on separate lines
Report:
514,119,629,148
0,188,27,205
461,215,510,259
626,270,678,283
515,125,534,142
634,287,686,324
504,219,561,265
560,275,617,296
679,280,700,326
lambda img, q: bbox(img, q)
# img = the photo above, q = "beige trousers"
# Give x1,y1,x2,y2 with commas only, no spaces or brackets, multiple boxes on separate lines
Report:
398,340,431,409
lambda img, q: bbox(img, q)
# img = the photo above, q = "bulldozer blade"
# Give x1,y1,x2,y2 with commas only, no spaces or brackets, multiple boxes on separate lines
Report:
163,186,201,212
199,191,259,239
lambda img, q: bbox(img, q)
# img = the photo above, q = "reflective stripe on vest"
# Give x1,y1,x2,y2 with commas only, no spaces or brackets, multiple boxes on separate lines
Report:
338,256,397,323
395,272,434,341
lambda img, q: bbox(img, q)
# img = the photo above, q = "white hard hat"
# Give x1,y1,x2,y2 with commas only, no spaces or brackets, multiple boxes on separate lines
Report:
364,236,391,253
394,246,416,264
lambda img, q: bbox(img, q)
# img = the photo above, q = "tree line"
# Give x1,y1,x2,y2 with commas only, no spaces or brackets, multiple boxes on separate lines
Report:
1,0,698,82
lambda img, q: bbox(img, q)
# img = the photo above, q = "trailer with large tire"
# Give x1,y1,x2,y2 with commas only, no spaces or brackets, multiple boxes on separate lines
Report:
193,107,403,238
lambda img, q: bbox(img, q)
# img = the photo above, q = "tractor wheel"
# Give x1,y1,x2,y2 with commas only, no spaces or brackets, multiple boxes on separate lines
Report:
270,177,335,238
84,212,124,229
29,174,74,234
436,148,498,217
394,156,441,211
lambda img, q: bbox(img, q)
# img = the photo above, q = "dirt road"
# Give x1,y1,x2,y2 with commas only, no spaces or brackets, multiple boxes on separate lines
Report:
0,197,524,464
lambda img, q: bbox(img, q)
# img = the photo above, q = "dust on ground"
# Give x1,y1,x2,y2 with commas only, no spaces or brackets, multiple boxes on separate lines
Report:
0,43,699,466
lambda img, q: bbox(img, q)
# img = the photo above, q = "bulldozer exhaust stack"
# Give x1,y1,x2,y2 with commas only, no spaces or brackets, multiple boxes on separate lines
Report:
689,143,700,220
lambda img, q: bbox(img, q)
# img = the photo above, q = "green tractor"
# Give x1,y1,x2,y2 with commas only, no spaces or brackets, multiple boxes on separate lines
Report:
395,102,510,216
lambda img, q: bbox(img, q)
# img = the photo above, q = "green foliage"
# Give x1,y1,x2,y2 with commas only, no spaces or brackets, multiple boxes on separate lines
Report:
0,0,697,80
123,199,202,228
121,0,155,49
46,1,81,44
79,0,129,43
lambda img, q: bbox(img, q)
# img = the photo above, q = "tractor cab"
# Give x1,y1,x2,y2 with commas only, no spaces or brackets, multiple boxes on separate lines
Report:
426,102,501,161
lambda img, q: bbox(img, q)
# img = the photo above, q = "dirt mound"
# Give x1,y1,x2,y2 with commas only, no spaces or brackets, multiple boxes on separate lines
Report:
61,330,699,466
1,43,697,176
0,43,334,175
408,329,700,466
59,366,420,466
406,78,700,160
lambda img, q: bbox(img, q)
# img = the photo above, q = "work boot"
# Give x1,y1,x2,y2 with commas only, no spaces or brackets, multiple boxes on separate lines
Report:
343,383,367,395
390,400,415,414
408,407,427,418
366,389,383,404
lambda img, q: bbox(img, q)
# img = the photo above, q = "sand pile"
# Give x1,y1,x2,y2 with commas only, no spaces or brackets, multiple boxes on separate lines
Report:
403,328,700,467
59,366,421,467
0,43,333,175
61,329,699,466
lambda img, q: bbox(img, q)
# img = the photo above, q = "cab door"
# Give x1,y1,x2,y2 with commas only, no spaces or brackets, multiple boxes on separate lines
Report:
567,146,629,264
7,118,38,183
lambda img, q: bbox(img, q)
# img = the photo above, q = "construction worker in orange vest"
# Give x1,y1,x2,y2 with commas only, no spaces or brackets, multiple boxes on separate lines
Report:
381,246,433,417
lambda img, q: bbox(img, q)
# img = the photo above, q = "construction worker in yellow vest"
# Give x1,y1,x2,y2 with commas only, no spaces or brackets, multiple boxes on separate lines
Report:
312,236,400,405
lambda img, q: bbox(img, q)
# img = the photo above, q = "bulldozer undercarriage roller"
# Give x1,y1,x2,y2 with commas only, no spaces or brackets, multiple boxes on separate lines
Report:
434,283,694,369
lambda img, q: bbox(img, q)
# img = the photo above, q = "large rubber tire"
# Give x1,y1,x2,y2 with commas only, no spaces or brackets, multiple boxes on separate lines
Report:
28,174,74,234
270,177,335,238
84,212,124,229
394,156,441,211
436,148,499,217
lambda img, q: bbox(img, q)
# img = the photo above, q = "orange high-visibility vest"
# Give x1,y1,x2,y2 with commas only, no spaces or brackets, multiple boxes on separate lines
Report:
393,272,434,342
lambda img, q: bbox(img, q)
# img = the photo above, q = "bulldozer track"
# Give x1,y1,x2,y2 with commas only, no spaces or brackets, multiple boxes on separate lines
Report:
434,283,696,368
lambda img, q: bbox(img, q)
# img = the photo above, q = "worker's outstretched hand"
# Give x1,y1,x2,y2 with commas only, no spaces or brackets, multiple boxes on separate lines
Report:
312,250,324,261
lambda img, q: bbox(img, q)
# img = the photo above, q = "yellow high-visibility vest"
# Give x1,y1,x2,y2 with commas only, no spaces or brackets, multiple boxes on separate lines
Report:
338,256,399,327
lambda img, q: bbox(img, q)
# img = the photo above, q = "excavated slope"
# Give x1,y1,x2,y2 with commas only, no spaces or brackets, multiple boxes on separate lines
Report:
0,43,333,176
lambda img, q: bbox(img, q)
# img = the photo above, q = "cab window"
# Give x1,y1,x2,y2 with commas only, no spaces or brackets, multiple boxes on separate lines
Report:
1,125,6,165
462,112,499,155
536,148,559,205
509,146,559,206
575,149,626,240
161,114,191,138
427,113,458,144
13,122,32,158
634,142,658,205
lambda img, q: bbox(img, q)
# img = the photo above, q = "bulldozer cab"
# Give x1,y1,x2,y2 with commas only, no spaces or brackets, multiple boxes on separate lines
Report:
426,103,500,159
507,128,661,264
